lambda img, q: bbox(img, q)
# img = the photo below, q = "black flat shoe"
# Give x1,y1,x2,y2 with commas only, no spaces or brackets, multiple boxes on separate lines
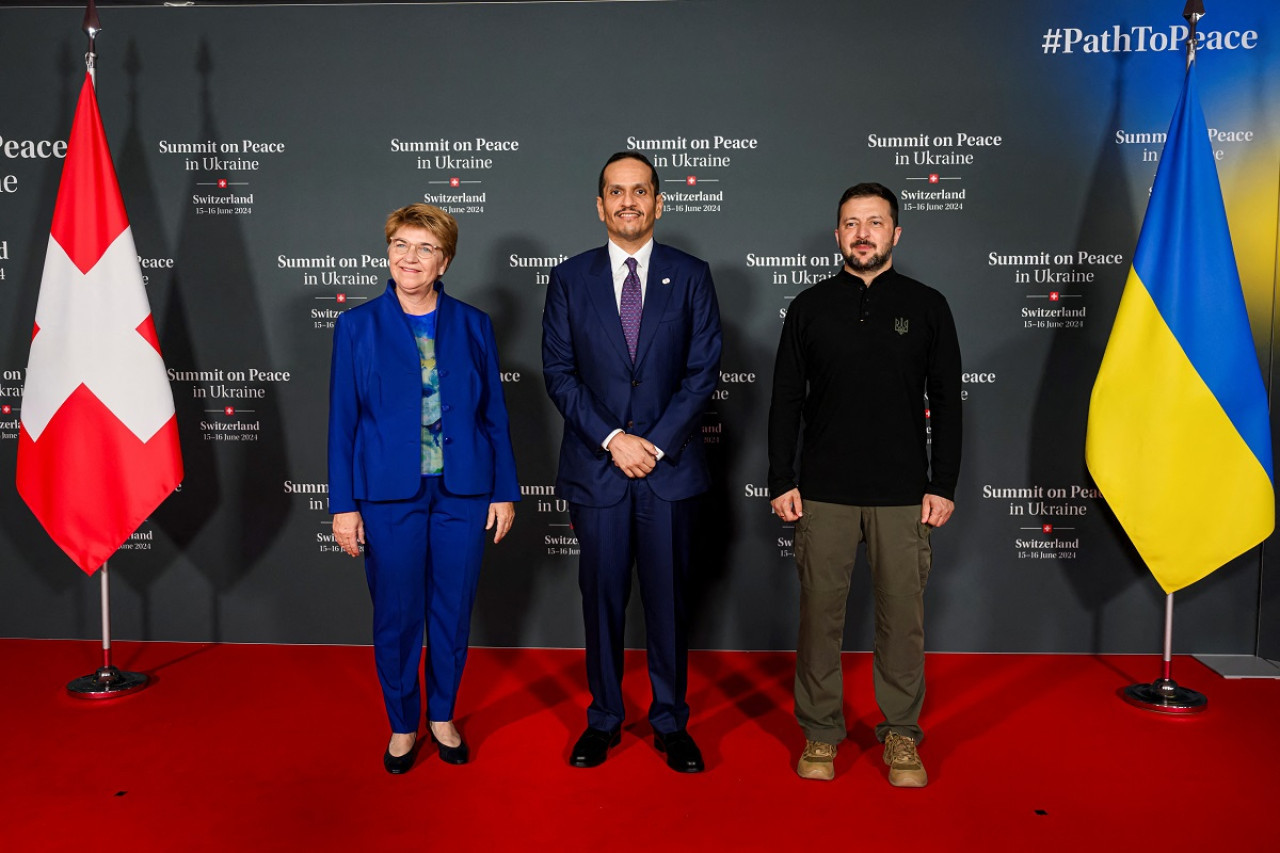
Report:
383,735,418,775
429,729,469,765
654,728,705,773
570,726,621,768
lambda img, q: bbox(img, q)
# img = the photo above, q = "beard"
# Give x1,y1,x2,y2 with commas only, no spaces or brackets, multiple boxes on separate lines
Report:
843,241,892,273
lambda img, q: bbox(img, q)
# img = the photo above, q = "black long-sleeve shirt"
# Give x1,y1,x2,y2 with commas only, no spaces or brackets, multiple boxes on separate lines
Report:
768,267,962,505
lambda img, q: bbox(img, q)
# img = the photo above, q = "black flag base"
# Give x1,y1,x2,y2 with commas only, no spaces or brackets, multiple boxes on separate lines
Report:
67,665,149,700
1122,677,1207,714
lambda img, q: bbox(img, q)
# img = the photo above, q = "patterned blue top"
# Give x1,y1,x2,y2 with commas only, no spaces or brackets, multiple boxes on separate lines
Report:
405,310,443,476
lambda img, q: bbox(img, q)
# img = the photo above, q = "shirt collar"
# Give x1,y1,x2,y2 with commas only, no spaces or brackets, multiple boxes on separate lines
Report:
839,266,897,288
607,238,655,274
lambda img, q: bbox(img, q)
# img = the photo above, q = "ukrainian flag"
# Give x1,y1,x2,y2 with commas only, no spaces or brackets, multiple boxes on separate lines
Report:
1086,62,1274,594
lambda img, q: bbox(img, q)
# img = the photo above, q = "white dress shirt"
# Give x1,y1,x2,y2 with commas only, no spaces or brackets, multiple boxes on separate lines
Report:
602,238,663,458
607,238,654,310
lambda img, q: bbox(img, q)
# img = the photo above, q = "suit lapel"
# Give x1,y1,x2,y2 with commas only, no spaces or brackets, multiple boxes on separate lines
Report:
633,242,674,369
375,282,419,368
434,285,453,355
584,247,633,367
378,280,446,370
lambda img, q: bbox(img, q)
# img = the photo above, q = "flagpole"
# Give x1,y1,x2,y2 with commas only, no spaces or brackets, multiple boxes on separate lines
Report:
1122,593,1206,713
64,0,148,701
1119,0,1208,716
67,561,149,699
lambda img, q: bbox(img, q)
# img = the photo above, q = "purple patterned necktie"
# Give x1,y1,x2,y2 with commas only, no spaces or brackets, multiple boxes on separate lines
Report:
620,257,642,362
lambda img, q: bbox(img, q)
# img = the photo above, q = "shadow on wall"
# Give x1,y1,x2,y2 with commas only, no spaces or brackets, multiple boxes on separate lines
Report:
1028,50,1150,651
149,40,290,640
470,234,573,646
101,38,203,637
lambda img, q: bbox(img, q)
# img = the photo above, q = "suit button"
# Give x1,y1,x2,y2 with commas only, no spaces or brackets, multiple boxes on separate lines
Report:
631,380,641,387
626,420,634,428
439,369,449,377
442,404,451,412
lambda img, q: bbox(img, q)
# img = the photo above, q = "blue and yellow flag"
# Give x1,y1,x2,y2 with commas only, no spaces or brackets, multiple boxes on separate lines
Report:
1085,61,1274,594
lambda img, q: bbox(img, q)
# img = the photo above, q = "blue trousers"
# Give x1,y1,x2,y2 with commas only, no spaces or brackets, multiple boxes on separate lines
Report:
359,477,490,734
570,480,695,734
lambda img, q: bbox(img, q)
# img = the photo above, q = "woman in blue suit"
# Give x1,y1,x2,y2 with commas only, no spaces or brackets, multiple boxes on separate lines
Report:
328,203,519,774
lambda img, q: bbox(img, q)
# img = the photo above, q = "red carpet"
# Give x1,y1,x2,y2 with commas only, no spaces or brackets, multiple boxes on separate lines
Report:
2,641,1276,852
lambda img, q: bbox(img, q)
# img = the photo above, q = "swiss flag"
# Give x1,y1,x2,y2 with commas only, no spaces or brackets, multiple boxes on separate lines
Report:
16,73,183,574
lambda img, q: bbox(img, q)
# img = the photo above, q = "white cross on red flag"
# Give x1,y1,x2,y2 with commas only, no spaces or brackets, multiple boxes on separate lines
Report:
16,71,183,574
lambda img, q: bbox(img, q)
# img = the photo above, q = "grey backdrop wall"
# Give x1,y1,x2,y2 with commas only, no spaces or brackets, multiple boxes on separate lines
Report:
1,1,1277,654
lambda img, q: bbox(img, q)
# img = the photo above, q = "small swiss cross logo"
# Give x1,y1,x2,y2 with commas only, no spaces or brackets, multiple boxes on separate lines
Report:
336,293,347,304
449,177,461,188
217,178,228,189
1,405,10,415
224,406,236,417
1042,524,1054,534
924,408,931,419
928,174,940,184
1049,291,1060,301
686,176,697,186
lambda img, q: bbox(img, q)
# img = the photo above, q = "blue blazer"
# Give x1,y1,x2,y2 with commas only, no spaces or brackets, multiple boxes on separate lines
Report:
542,242,722,507
328,281,520,513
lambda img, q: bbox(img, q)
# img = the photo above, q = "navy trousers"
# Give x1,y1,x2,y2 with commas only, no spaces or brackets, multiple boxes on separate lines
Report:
570,479,696,734
360,477,490,734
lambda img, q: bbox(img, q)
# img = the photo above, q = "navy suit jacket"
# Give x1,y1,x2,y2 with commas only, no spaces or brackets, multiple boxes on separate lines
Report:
542,242,722,507
328,281,520,514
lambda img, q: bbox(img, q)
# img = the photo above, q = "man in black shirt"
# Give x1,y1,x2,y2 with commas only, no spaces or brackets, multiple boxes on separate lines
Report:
768,182,962,787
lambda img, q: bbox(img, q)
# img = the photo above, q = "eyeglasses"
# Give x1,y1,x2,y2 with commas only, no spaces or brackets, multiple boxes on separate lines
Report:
390,239,442,260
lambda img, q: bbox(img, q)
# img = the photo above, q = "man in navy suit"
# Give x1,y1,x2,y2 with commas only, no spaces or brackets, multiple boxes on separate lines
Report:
542,152,722,772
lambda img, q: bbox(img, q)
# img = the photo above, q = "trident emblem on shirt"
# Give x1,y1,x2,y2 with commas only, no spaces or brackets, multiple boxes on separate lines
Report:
894,318,909,336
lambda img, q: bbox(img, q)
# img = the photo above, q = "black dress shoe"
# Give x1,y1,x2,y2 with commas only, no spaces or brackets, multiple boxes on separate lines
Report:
654,729,705,773
569,726,621,768
383,736,418,775
430,729,469,765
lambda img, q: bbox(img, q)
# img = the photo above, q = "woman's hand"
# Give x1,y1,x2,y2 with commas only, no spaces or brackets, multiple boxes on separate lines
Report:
333,511,365,557
486,502,515,544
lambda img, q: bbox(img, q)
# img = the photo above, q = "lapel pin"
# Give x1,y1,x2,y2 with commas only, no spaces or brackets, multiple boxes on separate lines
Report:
661,277,671,285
